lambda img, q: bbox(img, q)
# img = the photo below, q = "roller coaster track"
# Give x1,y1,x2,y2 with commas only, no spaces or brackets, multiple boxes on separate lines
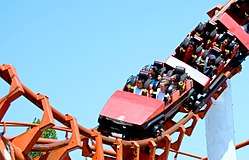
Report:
0,0,248,159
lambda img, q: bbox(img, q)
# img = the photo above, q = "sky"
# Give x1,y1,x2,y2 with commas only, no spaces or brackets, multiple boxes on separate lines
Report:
0,0,248,159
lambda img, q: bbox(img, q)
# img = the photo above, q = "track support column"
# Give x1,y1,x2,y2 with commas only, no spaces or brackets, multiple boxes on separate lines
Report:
205,81,237,160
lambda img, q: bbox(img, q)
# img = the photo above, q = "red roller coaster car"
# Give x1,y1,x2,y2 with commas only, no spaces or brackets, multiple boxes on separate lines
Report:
98,0,249,140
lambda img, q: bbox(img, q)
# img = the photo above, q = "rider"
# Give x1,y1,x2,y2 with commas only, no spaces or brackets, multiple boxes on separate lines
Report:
156,81,171,102
133,80,145,95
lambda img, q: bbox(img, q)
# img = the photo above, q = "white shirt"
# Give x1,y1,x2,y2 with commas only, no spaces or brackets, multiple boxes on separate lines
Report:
156,90,165,101
133,86,143,95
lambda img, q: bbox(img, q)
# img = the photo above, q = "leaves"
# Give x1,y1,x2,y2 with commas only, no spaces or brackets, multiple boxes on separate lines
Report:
29,117,57,158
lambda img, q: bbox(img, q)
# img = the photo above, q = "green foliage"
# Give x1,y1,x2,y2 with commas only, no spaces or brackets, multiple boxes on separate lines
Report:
29,117,57,159
29,149,42,158
42,128,57,139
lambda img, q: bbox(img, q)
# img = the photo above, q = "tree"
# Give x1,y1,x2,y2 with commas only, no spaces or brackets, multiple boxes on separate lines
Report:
29,118,57,159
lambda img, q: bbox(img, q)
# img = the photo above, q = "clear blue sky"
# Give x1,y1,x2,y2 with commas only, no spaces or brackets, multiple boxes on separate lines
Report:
0,0,248,159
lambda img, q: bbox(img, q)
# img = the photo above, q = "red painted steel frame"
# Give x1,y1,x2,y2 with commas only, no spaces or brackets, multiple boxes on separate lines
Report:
0,0,248,160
